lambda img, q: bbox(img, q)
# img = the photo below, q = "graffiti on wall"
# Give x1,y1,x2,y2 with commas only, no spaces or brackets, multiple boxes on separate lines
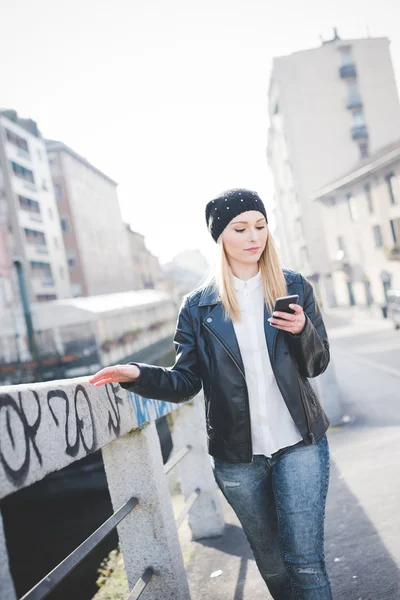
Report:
0,382,124,489
128,391,177,427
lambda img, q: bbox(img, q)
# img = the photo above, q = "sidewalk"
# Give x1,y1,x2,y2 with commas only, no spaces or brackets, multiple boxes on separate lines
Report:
323,303,386,324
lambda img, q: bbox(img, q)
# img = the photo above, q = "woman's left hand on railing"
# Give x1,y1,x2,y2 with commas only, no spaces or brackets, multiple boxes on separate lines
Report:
88,364,141,386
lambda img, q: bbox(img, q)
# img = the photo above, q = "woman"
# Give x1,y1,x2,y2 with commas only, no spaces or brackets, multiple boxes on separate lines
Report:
89,188,332,599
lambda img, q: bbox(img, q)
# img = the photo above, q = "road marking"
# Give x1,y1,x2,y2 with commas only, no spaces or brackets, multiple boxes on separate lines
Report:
335,348,400,379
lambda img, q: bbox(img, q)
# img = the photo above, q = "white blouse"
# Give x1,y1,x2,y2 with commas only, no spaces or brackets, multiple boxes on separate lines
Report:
232,270,303,458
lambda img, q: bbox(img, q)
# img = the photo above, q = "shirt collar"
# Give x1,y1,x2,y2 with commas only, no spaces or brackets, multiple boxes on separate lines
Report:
232,269,262,292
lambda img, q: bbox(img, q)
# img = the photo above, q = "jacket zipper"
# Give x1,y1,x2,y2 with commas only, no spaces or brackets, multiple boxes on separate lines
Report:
271,331,315,445
202,322,253,461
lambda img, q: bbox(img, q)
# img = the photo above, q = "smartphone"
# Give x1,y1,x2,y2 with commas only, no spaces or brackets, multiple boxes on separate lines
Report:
273,294,299,319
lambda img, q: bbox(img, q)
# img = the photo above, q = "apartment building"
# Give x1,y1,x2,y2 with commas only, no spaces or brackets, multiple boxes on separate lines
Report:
315,139,400,306
0,110,71,305
267,31,400,306
126,226,165,290
46,140,133,297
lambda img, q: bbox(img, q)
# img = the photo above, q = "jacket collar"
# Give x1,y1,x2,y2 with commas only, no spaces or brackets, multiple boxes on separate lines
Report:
198,271,294,376
198,269,295,306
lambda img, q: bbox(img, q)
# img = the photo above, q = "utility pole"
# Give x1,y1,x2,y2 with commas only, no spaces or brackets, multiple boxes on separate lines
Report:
13,257,42,381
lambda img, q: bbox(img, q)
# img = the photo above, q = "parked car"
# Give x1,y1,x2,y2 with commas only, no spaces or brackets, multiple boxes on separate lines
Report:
387,289,400,330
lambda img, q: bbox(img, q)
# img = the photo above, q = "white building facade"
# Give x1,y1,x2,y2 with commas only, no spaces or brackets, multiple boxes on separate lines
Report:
0,110,71,305
267,33,400,306
315,140,400,306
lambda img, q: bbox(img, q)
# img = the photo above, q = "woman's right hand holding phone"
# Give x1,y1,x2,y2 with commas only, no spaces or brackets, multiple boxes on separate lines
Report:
88,364,140,387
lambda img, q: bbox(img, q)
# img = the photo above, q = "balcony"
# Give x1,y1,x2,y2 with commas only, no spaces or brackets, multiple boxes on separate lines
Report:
29,212,43,223
352,124,368,140
346,95,363,110
25,242,49,258
42,276,55,287
35,244,49,255
385,245,400,261
339,64,357,78
17,147,31,161
23,180,37,192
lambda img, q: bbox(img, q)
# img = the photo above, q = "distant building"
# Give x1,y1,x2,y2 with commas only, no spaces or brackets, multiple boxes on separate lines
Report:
46,140,133,297
162,249,210,300
315,139,400,307
0,109,71,305
267,31,400,306
126,226,166,290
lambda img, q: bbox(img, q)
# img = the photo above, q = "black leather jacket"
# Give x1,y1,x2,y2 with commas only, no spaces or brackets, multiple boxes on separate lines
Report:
121,269,330,463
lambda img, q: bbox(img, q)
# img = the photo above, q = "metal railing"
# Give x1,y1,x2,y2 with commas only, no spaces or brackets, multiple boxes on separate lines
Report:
21,444,201,600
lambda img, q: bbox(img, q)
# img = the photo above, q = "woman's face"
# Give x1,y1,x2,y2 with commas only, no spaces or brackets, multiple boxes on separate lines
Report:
220,210,268,265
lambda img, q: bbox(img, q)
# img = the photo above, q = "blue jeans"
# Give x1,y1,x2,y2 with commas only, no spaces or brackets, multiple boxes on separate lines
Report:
211,434,332,600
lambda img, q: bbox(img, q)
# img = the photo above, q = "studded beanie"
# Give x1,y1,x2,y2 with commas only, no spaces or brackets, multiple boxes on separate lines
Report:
205,188,268,242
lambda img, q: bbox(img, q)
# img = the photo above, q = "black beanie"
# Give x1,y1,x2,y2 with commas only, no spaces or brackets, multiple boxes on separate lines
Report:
205,188,268,242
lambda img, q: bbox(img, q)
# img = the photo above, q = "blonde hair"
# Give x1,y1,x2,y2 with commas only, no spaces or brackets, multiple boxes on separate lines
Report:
201,227,287,322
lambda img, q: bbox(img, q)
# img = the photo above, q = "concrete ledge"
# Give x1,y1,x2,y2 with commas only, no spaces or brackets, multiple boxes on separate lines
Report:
0,378,183,500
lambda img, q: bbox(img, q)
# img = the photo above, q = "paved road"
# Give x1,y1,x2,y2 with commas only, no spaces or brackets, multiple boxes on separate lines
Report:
183,313,400,599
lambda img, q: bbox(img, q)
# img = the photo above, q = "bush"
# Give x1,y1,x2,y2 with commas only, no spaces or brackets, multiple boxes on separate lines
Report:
92,545,129,600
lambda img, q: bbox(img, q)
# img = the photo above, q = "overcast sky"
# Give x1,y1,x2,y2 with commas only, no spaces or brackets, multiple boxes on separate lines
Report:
1,0,400,264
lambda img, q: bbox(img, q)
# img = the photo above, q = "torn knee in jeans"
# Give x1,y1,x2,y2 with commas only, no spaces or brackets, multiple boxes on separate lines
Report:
220,479,240,488
297,566,319,579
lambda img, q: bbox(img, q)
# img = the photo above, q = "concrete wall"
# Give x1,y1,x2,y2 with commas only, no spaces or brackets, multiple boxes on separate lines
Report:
49,148,133,297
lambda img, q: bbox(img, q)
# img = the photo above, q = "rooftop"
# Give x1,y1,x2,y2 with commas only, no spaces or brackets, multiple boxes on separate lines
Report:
46,140,117,185
315,138,400,199
0,289,171,336
0,109,41,137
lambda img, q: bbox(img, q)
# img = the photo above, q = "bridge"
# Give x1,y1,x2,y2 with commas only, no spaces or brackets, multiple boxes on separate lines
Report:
0,378,224,599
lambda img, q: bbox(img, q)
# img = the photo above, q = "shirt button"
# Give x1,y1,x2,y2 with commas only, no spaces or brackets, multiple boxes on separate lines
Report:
207,317,212,323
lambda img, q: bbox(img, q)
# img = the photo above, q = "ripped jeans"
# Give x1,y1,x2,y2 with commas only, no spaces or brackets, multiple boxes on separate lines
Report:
211,434,332,600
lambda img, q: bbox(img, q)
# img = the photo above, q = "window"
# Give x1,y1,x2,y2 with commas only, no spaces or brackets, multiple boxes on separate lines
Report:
300,246,309,265
6,129,29,152
295,217,305,237
54,237,59,249
48,208,53,220
60,217,69,232
10,161,34,183
347,79,362,107
359,142,369,159
337,236,345,251
36,294,57,302
364,183,373,214
37,149,42,162
30,261,52,277
24,228,46,246
390,218,400,244
68,256,76,268
347,79,360,97
352,110,365,126
54,183,63,201
339,47,354,66
42,179,48,191
18,195,40,214
346,193,358,221
385,172,400,205
373,225,383,248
